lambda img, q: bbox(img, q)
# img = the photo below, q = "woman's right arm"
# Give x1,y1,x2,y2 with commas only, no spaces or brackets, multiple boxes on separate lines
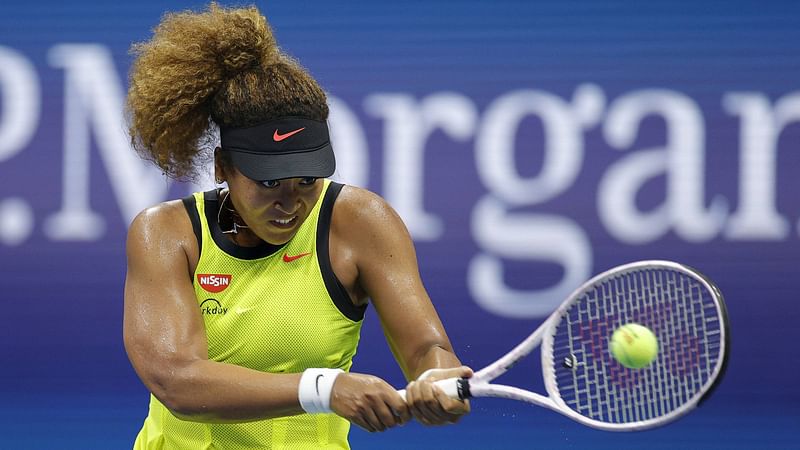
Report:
122,202,408,430
123,201,304,422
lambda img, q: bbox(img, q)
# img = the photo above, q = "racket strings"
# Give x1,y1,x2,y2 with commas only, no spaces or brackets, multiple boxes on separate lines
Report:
551,267,723,424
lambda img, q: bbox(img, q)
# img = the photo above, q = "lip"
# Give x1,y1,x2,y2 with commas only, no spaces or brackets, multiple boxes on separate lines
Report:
269,216,298,229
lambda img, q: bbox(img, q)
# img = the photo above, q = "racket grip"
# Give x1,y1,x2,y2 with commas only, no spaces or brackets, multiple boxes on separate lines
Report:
397,377,470,401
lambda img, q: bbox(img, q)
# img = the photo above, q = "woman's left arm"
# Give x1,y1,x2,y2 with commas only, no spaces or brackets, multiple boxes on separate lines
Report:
333,186,471,425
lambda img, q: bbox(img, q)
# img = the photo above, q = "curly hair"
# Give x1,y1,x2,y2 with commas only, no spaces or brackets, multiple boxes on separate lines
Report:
126,3,329,180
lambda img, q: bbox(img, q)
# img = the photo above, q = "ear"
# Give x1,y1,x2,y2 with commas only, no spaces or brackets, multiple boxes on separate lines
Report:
214,147,226,183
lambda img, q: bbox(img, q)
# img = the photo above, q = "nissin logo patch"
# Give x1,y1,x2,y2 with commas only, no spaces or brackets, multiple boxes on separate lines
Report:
197,274,232,293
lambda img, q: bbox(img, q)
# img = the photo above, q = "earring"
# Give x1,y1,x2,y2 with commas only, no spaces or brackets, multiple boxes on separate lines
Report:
217,189,249,235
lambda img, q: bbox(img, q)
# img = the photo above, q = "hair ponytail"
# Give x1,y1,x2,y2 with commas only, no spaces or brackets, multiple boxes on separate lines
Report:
126,3,279,180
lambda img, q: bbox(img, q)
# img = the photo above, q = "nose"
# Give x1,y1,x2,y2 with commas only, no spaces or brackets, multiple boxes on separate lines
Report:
273,180,301,214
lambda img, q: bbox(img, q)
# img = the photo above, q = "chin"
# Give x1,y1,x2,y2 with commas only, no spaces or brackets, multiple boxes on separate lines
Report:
261,228,296,245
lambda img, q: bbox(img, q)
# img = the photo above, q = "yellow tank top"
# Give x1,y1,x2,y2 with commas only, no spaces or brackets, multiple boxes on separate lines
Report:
133,180,366,450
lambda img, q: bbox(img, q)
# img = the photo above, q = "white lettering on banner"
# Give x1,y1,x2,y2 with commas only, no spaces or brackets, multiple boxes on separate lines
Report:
0,46,39,245
599,90,728,244
328,96,369,188
0,46,40,163
0,198,34,246
723,93,799,240
44,44,170,240
365,92,478,240
476,86,603,205
1,43,800,318
468,196,591,317
471,85,601,316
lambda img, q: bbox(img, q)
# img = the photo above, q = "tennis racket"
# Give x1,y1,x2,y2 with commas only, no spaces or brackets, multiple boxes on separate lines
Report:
400,260,730,431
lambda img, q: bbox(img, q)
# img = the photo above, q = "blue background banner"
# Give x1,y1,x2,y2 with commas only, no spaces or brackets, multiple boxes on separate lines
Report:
1,1,798,448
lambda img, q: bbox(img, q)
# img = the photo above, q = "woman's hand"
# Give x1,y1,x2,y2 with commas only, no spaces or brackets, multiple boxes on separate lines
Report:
330,373,411,432
404,366,473,426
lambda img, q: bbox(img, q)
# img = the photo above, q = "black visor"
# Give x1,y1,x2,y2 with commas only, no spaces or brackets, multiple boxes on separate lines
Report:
220,117,335,181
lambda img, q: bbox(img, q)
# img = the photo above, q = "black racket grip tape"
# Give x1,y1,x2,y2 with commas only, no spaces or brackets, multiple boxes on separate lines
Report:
457,378,472,399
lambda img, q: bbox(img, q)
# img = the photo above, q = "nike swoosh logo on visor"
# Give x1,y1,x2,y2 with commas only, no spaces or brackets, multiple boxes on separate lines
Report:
273,127,306,142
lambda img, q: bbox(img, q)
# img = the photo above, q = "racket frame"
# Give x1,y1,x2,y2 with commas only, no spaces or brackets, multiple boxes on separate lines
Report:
456,260,730,431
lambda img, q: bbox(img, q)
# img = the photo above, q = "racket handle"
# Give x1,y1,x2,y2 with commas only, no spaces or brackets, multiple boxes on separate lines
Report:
397,377,471,401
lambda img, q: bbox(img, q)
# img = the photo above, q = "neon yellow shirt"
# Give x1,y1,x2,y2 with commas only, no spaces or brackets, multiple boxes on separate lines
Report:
133,180,365,449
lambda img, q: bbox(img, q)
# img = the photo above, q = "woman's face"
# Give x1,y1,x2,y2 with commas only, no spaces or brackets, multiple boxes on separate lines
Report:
221,164,324,245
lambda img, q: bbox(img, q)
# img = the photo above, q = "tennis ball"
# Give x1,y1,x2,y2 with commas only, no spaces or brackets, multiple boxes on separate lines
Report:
609,323,658,369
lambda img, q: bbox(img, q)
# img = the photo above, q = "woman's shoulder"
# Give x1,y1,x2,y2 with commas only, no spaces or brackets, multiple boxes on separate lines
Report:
125,198,200,289
130,199,190,230
333,185,398,223
331,184,410,244
127,198,197,250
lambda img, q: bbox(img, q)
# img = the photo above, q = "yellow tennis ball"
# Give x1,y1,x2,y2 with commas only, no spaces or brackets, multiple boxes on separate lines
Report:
609,323,658,369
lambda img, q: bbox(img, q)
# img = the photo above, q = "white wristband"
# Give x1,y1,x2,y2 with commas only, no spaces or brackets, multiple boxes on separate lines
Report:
298,368,343,414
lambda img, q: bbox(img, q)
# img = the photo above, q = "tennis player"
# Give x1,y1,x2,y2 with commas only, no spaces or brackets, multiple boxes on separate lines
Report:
122,4,470,449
